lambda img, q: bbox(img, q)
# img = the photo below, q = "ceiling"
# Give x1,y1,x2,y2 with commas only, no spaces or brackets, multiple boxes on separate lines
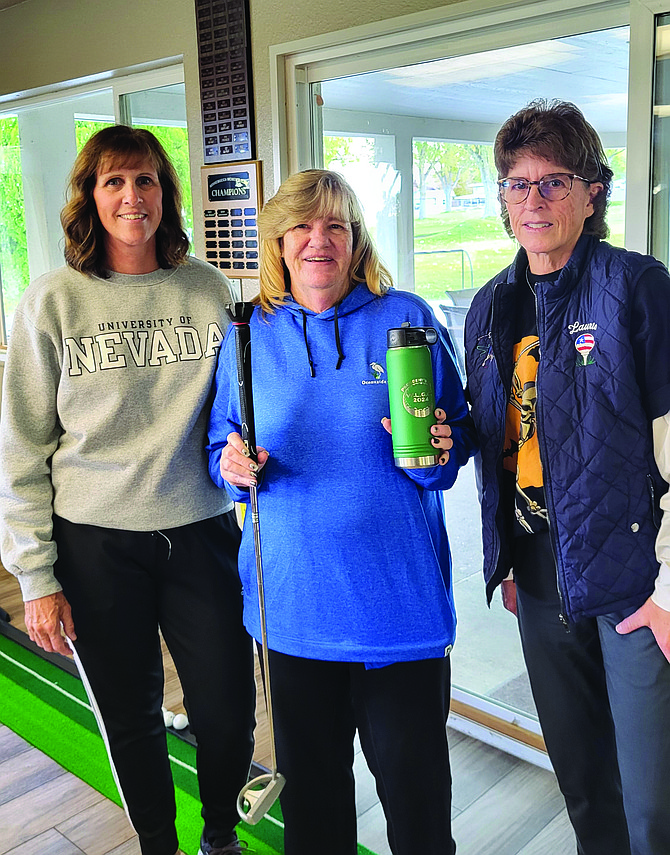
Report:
321,27,630,136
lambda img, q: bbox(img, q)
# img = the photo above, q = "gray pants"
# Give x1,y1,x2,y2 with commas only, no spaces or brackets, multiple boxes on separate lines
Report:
514,533,670,855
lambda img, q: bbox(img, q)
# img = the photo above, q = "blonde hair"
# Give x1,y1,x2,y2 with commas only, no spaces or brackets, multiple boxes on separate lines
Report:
61,125,189,277
257,169,393,312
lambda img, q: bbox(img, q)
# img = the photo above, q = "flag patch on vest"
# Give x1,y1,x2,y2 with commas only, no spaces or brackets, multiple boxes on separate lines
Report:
575,333,596,366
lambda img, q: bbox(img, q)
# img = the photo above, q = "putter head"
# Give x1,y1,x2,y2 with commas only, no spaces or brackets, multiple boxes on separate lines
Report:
237,772,286,825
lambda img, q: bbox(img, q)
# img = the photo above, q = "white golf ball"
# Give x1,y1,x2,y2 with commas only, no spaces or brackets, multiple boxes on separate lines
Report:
163,708,175,727
172,713,189,730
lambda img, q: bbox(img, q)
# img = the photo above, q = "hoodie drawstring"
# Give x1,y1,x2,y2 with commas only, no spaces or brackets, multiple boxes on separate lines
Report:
299,304,346,377
334,303,345,370
301,310,316,377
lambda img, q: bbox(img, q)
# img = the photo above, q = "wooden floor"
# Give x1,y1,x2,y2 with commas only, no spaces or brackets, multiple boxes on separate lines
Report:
0,567,575,855
355,728,575,855
0,725,141,855
0,722,575,855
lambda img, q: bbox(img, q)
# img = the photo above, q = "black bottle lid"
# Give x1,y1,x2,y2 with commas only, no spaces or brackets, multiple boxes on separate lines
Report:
387,326,438,348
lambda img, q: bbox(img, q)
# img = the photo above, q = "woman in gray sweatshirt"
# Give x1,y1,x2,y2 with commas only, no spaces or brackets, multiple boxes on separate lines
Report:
0,125,254,855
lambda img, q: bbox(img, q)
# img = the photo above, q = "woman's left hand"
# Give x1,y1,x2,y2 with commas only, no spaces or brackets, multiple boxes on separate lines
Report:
616,596,670,663
381,408,453,466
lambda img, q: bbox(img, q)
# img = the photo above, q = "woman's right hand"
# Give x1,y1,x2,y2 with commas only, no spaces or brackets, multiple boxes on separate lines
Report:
219,431,269,488
24,591,76,656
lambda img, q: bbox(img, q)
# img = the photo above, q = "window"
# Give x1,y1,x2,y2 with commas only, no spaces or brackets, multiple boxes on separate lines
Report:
274,0,645,754
121,83,192,238
0,68,188,347
317,27,629,301
652,14,670,264
316,25,629,733
0,115,26,344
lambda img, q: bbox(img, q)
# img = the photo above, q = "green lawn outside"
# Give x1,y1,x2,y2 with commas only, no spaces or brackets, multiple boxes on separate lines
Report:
413,201,625,301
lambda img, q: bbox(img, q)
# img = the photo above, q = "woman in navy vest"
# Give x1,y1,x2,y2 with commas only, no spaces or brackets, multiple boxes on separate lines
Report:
465,100,670,855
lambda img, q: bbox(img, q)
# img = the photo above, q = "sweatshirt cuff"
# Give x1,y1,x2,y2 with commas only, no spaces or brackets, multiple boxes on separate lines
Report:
651,562,670,612
404,452,459,490
18,568,62,603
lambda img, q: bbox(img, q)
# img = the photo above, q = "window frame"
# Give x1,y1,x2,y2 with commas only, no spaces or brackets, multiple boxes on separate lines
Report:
269,0,666,255
0,63,185,348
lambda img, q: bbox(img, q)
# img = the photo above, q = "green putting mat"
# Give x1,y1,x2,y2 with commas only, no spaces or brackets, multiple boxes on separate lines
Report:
0,632,377,854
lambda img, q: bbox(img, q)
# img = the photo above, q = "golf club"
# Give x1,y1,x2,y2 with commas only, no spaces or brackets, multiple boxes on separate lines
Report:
225,302,286,825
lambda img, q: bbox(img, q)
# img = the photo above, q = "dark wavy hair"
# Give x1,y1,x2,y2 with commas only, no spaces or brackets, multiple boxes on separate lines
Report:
61,125,189,277
494,99,613,239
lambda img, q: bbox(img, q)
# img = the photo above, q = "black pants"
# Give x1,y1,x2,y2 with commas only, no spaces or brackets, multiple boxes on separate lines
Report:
514,532,670,855
267,650,456,855
53,513,256,855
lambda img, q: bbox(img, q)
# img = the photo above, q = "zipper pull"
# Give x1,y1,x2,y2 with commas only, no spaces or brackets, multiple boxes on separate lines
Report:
647,474,660,529
558,612,570,632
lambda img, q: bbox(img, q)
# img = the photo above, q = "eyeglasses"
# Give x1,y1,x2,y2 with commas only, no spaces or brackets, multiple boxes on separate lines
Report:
497,173,592,204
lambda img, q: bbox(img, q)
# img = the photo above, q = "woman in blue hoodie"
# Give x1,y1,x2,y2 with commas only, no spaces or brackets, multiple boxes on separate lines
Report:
207,170,476,855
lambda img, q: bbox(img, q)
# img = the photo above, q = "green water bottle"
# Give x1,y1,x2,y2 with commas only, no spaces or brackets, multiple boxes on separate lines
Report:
386,323,439,468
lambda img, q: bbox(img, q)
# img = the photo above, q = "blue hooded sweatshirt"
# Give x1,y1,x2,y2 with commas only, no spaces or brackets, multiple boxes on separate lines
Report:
207,284,477,664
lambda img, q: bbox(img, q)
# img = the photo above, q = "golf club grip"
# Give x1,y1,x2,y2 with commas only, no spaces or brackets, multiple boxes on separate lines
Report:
232,324,258,464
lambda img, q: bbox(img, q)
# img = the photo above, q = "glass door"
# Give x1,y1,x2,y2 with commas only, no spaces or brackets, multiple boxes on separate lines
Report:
652,13,670,264
314,25,630,735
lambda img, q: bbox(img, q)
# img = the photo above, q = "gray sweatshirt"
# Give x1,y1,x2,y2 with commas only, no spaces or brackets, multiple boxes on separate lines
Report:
0,257,234,601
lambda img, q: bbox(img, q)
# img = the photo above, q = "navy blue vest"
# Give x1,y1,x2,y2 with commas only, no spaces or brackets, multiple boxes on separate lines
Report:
465,234,667,620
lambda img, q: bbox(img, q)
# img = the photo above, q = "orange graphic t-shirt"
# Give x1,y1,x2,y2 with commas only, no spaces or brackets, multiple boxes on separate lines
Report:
502,277,550,535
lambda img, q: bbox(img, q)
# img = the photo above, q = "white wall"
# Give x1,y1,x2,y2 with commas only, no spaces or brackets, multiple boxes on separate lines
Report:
0,0,462,231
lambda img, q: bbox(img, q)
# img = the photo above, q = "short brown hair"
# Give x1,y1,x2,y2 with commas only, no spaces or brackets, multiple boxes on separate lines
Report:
61,125,189,277
494,99,613,239
257,169,393,312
